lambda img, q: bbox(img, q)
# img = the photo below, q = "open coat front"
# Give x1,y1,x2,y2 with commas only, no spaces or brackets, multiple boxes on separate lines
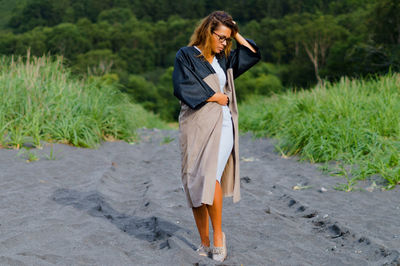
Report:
173,40,261,208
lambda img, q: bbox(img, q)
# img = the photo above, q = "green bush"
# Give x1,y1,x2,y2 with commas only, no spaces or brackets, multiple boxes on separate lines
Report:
0,53,167,149
235,62,284,101
97,8,134,24
74,49,127,76
125,67,180,122
239,73,400,188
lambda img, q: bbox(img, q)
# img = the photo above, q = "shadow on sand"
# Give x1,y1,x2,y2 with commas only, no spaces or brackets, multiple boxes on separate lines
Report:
51,188,184,249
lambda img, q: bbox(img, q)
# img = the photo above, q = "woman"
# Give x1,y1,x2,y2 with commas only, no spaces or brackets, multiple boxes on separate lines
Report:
172,11,260,262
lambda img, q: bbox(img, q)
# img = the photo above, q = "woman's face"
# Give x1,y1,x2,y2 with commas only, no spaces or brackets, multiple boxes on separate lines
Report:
211,24,232,54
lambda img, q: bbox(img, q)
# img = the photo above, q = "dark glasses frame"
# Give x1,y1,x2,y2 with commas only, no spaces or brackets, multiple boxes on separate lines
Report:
212,31,232,43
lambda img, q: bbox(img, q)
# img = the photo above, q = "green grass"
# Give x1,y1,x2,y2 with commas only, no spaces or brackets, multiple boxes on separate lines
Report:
239,73,400,188
0,52,167,149
17,147,39,162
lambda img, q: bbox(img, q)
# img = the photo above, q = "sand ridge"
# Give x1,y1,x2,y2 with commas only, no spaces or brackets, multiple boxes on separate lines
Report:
0,129,399,265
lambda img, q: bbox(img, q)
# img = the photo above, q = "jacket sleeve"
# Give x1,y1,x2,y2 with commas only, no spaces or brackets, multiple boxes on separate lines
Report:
228,39,261,79
173,50,215,109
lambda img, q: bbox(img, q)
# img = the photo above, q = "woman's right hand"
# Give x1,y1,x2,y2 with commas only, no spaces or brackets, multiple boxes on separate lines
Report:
207,92,229,106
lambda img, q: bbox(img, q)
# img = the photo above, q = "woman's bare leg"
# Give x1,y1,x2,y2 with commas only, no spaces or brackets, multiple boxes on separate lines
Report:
192,204,210,247
206,180,223,247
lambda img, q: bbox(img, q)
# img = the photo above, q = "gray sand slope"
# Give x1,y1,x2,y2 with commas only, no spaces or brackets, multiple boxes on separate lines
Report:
0,129,399,265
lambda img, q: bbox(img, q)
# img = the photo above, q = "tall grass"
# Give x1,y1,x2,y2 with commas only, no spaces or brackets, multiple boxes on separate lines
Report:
0,52,167,149
239,73,400,188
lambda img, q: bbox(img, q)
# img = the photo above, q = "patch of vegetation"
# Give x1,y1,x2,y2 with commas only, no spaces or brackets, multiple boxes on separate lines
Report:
0,53,168,149
239,73,400,188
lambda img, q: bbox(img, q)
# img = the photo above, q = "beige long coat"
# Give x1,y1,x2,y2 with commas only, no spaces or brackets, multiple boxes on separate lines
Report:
173,40,261,208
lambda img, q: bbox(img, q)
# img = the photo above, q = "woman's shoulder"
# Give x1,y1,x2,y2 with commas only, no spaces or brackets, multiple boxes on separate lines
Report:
176,46,197,58
179,46,195,52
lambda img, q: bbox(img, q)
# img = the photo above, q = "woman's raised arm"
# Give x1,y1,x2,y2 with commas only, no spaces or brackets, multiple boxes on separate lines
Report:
234,32,257,53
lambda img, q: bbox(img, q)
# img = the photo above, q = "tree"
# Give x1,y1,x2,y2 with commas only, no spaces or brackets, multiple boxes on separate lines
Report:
156,67,180,121
0,32,18,54
368,0,400,45
15,28,47,56
7,0,64,33
76,18,113,50
45,23,91,60
125,74,159,111
117,19,156,73
97,8,134,25
75,49,127,76
290,13,348,83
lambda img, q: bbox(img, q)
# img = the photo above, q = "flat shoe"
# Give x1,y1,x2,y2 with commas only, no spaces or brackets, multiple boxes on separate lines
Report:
196,243,211,257
212,232,227,262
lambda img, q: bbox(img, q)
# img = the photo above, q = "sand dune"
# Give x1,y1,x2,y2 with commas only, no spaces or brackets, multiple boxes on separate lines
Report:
0,129,399,265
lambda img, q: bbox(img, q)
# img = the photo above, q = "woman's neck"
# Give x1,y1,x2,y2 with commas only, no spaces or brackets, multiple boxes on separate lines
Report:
196,45,214,64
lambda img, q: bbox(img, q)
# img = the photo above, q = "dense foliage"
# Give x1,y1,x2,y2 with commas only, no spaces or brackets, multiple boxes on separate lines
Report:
0,53,167,149
0,0,399,121
239,73,400,188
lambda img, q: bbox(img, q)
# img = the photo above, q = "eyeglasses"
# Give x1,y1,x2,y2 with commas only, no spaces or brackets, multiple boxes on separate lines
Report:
212,31,232,43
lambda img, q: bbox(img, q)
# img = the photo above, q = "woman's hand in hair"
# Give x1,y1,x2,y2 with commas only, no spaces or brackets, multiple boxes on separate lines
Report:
231,20,239,37
207,92,229,106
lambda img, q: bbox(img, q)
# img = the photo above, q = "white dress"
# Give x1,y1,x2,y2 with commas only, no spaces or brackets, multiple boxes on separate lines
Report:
211,56,234,184
194,46,234,184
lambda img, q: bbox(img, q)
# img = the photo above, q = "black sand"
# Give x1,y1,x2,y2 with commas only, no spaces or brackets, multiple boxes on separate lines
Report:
0,129,399,265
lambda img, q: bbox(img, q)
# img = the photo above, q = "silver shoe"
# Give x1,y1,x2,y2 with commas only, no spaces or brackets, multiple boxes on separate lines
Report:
196,243,211,257
212,232,227,262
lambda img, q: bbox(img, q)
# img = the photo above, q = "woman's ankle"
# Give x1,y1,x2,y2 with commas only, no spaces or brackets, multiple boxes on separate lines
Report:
201,239,210,247
213,231,223,247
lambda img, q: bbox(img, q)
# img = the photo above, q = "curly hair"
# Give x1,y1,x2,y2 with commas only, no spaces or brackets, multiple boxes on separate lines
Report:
188,11,238,59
